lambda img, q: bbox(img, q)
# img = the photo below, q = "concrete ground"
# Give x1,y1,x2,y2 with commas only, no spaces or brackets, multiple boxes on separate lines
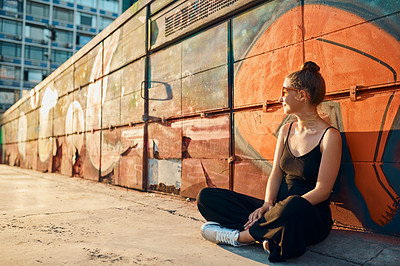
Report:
1,164,399,266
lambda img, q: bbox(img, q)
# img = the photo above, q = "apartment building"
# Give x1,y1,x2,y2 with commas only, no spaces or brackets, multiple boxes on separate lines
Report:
0,0,132,113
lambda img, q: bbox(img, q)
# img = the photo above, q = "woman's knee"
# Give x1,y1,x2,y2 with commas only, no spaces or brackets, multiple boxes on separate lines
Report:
196,187,214,206
279,195,313,216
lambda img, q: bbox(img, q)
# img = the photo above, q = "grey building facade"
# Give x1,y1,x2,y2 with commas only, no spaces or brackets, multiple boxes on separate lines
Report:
0,0,125,113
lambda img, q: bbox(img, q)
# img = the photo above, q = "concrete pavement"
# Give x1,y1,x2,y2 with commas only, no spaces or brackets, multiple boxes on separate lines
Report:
0,164,399,265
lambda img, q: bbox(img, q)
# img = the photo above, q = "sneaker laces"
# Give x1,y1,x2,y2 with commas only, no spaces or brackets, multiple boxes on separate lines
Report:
215,228,239,246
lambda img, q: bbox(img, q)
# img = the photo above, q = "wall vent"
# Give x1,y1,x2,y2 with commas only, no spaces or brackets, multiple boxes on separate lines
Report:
165,0,239,37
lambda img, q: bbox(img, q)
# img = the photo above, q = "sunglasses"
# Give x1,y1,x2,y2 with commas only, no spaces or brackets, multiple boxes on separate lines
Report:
281,86,310,99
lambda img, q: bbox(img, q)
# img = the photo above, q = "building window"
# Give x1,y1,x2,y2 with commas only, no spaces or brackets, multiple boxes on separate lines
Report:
55,29,73,44
24,45,47,61
24,68,46,83
0,65,20,80
0,18,22,36
25,24,46,41
52,50,72,63
26,1,49,18
1,0,22,12
76,34,93,46
77,0,96,8
0,41,21,57
53,7,74,23
77,12,96,28
100,0,119,13
99,17,113,31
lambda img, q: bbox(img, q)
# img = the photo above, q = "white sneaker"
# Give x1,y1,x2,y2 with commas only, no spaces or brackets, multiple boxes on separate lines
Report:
201,221,242,247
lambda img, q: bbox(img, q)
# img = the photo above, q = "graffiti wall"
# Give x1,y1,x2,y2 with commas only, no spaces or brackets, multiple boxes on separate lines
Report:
1,0,400,235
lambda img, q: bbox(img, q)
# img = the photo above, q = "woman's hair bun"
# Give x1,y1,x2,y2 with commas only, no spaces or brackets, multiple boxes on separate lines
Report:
301,61,320,72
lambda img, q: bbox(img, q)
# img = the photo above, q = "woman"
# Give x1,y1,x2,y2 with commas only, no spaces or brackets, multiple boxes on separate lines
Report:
197,61,342,262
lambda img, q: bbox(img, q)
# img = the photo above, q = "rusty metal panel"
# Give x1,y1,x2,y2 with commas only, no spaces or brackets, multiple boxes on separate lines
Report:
55,136,72,176
74,45,103,89
102,70,121,128
104,9,146,75
117,125,144,189
234,110,282,162
5,143,18,166
181,158,229,199
25,140,37,170
182,115,230,159
148,122,182,159
148,120,182,193
232,0,302,61
82,131,100,181
149,158,181,194
233,159,270,200
182,66,228,114
100,128,122,183
66,132,84,177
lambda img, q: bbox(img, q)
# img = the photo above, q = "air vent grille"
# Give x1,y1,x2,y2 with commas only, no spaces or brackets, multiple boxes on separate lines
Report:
165,0,239,37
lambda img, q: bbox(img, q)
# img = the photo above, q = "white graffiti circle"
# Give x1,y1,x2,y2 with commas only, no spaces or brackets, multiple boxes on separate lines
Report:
66,100,84,162
85,30,121,172
38,86,58,163
17,111,27,161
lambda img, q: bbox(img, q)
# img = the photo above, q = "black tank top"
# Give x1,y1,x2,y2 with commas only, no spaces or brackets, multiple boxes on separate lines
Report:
277,122,335,206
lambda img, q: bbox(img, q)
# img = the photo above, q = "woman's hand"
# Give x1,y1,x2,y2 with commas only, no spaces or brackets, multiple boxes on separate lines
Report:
244,202,273,230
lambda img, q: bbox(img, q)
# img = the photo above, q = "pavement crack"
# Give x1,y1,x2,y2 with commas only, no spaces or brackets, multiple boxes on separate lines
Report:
0,207,129,219
308,249,363,265
155,206,203,222
363,248,384,264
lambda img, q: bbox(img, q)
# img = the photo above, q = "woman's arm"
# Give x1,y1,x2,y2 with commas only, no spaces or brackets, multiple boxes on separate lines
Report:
264,125,287,205
244,124,287,230
302,128,342,205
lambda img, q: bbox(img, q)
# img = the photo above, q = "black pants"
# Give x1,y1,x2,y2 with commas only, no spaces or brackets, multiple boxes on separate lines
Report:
197,187,332,262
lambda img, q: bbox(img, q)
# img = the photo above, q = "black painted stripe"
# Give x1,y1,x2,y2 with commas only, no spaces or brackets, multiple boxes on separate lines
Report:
317,38,397,82
374,93,394,162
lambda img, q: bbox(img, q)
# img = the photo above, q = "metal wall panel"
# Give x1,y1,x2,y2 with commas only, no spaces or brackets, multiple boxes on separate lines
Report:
182,115,230,159
74,45,103,89
104,9,146,74
232,0,302,62
54,67,74,98
121,59,145,125
181,158,229,198
102,69,122,128
117,125,144,190
182,66,228,114
234,45,303,107
149,44,182,117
